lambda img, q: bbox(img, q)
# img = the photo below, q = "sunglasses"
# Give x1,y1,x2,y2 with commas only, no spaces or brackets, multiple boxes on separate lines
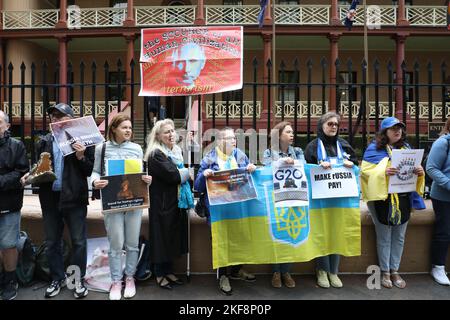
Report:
326,122,339,128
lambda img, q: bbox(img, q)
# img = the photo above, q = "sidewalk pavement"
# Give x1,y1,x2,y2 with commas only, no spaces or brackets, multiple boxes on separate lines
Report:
14,274,450,300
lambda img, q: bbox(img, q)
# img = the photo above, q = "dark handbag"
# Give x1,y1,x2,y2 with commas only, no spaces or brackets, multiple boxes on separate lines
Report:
91,142,106,200
374,193,412,225
194,193,210,218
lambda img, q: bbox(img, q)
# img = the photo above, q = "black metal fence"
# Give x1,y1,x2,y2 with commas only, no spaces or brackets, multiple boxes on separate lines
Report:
1,57,449,162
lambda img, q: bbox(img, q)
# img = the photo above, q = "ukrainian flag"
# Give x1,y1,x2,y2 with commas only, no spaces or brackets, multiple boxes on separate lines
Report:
210,164,361,269
106,159,143,176
360,142,424,202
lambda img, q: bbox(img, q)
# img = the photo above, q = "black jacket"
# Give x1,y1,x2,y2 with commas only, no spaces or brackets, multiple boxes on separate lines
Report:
0,132,29,214
147,149,188,264
35,133,95,210
304,119,358,165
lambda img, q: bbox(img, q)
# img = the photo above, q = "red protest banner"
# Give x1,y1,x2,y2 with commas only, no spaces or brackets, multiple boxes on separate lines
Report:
139,26,243,96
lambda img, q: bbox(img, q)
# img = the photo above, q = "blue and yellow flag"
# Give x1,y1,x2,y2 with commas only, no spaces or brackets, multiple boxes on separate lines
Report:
209,164,361,269
106,159,142,176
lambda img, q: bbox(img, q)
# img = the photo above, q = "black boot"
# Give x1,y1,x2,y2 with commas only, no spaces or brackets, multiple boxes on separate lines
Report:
2,271,18,300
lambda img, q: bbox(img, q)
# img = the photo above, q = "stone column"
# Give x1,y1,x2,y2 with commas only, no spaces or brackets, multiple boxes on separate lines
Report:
397,0,410,26
124,33,135,102
394,33,408,119
330,0,341,26
194,0,205,25
57,36,69,103
328,33,341,111
262,32,272,122
123,0,135,27
55,0,67,29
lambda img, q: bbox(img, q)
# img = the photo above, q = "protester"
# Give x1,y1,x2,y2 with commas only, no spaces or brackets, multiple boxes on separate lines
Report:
21,103,95,299
304,112,357,288
0,110,29,300
144,119,193,290
361,117,424,289
91,114,152,300
262,121,305,289
426,116,450,286
194,127,257,295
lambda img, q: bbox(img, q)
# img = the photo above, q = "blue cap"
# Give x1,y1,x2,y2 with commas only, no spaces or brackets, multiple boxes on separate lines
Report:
380,117,405,131
47,103,74,118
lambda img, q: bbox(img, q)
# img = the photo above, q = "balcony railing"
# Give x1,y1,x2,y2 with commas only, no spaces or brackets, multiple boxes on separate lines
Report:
338,5,396,26
275,5,330,25
2,9,59,29
406,6,447,26
205,101,261,119
275,101,450,120
135,6,195,26
1,5,448,29
205,5,259,25
4,101,118,118
67,7,127,28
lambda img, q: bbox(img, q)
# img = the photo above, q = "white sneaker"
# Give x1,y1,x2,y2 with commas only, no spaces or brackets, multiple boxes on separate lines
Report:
123,276,136,299
431,265,450,286
109,281,122,300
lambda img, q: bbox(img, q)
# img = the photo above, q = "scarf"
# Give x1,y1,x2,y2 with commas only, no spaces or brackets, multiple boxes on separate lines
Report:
216,147,238,170
317,138,349,163
163,145,194,209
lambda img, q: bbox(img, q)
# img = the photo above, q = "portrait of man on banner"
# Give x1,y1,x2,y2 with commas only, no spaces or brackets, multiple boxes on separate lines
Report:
171,42,207,90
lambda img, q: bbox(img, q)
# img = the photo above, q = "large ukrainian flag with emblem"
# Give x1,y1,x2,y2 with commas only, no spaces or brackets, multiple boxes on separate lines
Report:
210,164,361,269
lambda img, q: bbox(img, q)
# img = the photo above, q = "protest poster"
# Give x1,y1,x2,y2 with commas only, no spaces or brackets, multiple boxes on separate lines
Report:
206,168,257,206
139,26,243,96
309,166,359,199
388,149,424,194
100,173,149,213
272,159,309,207
50,116,104,156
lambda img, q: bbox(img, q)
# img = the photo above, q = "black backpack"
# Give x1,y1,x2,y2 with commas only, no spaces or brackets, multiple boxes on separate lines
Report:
135,236,152,281
34,240,72,282
16,231,37,287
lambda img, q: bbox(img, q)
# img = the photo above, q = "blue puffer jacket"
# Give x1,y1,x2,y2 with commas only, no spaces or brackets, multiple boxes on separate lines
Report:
194,147,249,210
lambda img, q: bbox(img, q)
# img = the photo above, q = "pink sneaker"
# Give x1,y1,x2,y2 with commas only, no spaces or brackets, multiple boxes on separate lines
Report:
123,276,136,299
109,281,122,300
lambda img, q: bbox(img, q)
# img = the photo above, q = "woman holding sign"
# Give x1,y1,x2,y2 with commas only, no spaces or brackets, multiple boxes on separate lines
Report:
91,114,152,300
145,119,194,291
194,127,256,296
361,117,424,289
263,121,305,289
304,112,357,288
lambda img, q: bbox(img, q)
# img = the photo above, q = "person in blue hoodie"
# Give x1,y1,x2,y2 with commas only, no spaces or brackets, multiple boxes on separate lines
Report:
426,117,450,286
194,127,256,296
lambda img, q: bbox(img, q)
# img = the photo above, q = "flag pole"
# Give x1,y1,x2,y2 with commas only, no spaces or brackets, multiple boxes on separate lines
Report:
363,0,370,137
272,0,276,130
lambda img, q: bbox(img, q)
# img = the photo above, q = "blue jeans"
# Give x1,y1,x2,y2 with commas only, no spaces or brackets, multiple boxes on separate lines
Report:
272,263,292,274
41,192,87,281
316,255,340,274
0,211,20,250
104,209,142,282
368,201,408,272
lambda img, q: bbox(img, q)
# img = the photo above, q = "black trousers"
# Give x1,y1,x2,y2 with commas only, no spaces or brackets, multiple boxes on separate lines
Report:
431,198,450,266
218,265,242,278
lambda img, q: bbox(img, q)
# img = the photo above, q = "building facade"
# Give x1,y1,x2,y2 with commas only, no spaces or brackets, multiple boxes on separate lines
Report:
0,0,449,143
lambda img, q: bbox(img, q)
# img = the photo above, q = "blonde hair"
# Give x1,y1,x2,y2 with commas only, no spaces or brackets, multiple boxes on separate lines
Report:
144,119,176,160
